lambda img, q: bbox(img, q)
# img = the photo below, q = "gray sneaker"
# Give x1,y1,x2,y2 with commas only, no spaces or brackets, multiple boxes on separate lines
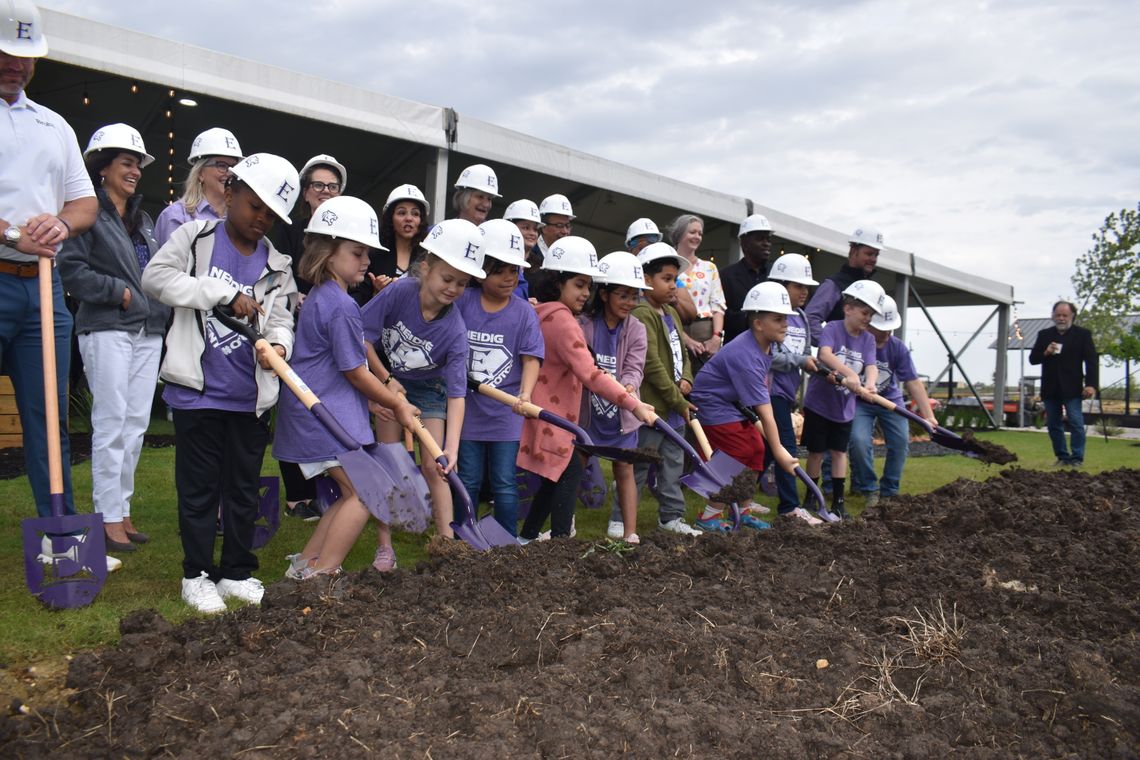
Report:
864,492,880,508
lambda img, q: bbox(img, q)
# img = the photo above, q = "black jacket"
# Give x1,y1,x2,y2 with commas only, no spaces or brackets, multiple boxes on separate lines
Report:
1028,324,1098,400
721,258,768,342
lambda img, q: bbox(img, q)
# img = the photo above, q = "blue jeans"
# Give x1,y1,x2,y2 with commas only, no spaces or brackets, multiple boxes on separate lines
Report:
458,439,520,536
1043,397,1086,462
0,270,75,517
770,396,801,513
849,402,910,496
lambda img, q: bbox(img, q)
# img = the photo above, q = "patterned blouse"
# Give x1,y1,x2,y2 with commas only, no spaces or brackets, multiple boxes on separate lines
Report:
677,257,727,318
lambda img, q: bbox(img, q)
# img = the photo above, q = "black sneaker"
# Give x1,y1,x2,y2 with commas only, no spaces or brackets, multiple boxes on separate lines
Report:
286,500,322,522
832,499,850,521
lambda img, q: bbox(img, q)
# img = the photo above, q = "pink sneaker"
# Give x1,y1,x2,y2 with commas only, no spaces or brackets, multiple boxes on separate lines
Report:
372,545,397,572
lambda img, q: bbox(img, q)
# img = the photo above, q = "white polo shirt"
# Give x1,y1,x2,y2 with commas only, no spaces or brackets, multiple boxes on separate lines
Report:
0,90,93,263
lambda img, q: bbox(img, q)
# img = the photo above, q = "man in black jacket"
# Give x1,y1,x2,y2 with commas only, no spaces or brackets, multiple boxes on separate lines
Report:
1029,301,1099,465
804,226,883,344
721,214,774,341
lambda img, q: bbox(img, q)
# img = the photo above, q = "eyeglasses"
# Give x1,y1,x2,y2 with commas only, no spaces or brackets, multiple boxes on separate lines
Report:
307,181,342,194
547,221,573,231
610,290,641,303
204,160,236,172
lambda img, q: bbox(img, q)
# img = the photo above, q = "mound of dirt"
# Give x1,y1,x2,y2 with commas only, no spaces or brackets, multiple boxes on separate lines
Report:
3,468,1137,758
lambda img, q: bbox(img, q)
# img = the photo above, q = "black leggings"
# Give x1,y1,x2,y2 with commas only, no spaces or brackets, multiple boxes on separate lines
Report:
520,454,584,540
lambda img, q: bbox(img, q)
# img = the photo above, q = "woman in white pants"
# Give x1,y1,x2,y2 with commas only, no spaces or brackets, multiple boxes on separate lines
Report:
58,124,170,555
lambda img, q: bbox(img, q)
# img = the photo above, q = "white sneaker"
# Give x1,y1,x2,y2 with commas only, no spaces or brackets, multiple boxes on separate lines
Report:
659,517,702,537
215,577,265,605
787,507,824,526
750,503,771,515
106,556,123,572
284,553,311,580
606,520,624,540
182,572,226,614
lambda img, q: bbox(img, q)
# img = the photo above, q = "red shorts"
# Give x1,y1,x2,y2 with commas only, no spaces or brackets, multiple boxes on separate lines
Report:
703,420,766,471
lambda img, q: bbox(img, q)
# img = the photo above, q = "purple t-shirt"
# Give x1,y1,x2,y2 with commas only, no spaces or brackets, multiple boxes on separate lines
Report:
163,231,266,413
273,281,371,462
771,311,809,402
585,315,625,445
361,276,470,398
803,320,876,423
457,288,544,442
863,335,917,407
691,332,772,425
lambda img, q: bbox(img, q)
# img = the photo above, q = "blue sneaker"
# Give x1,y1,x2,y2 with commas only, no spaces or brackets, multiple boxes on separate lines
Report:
694,516,732,533
739,513,771,530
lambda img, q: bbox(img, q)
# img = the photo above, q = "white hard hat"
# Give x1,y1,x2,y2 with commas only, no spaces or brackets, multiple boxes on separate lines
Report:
539,194,575,220
636,241,691,275
849,226,885,250
596,251,649,291
84,123,155,168
229,153,301,225
0,0,48,57
766,253,818,286
383,184,429,216
188,128,242,164
542,236,600,278
870,295,902,331
741,281,796,315
301,154,347,190
454,164,501,198
478,218,530,269
842,279,887,315
625,218,661,247
739,214,772,237
421,219,486,279
305,196,386,251
503,199,542,225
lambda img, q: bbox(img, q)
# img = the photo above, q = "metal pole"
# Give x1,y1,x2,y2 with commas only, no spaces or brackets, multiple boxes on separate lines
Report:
994,304,1009,429
930,306,999,386
424,147,449,226
910,286,998,428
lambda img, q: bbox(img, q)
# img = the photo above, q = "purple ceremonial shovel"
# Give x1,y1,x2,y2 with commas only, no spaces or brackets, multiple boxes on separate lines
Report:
22,258,107,609
213,307,431,531
649,415,745,528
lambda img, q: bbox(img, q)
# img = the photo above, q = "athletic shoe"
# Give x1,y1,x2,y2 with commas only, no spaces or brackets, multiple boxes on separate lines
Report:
372,545,397,572
748,503,771,515
606,520,624,540
692,517,730,534
663,517,704,536
739,513,771,530
623,533,640,545
284,553,312,580
786,507,823,526
517,536,532,546
299,565,341,581
286,500,322,522
106,556,123,572
863,492,880,508
216,577,265,605
182,572,226,614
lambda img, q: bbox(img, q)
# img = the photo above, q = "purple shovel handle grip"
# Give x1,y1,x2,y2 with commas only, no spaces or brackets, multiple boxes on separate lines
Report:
794,466,827,512
537,409,595,447
439,455,475,527
653,418,703,463
311,403,365,452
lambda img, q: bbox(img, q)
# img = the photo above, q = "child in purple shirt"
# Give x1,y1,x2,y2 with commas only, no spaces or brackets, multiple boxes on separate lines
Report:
457,219,544,537
142,154,298,614
801,280,884,520
274,197,419,579
361,219,482,563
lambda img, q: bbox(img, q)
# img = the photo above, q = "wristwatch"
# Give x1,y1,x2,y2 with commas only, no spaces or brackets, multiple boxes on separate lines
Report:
3,225,20,248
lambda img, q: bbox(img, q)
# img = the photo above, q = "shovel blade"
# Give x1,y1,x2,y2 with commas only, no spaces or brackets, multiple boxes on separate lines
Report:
476,514,518,548
450,519,491,550
22,512,107,610
578,457,608,509
252,477,280,550
367,442,432,533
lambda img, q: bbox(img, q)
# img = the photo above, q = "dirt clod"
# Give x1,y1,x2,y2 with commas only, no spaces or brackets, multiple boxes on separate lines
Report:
959,430,1019,464
3,467,1137,758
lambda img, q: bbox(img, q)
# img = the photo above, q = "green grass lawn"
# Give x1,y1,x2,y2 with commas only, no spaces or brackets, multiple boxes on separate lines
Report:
0,425,1135,666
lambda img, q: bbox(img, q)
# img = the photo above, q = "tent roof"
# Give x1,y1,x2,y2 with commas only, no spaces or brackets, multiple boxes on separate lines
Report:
36,7,1013,307
991,314,1140,349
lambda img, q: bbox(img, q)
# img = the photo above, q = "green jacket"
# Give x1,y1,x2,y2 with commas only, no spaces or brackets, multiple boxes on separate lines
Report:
632,301,693,417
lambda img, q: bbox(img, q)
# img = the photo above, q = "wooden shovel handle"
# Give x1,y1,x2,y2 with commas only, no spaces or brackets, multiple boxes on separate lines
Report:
253,338,322,410
474,382,543,418
688,417,714,461
409,417,445,461
39,258,63,495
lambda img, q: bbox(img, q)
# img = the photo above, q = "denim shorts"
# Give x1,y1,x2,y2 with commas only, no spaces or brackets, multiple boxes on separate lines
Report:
401,377,448,419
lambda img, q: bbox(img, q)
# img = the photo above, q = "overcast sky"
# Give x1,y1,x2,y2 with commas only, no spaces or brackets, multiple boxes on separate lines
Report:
40,0,1140,391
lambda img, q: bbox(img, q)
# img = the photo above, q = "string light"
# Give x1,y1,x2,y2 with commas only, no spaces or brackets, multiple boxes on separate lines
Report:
82,81,89,106
167,90,176,202
130,81,138,94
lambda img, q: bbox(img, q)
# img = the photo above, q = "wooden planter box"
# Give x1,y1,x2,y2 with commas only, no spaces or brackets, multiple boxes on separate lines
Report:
0,376,22,449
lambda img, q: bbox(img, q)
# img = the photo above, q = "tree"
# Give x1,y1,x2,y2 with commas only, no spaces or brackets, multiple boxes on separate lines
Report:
1072,204,1140,364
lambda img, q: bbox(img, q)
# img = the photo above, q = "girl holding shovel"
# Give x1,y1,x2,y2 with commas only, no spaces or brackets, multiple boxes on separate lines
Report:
361,219,484,565
274,197,420,579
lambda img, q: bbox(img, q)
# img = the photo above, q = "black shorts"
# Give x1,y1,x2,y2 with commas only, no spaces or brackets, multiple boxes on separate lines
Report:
800,407,852,454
